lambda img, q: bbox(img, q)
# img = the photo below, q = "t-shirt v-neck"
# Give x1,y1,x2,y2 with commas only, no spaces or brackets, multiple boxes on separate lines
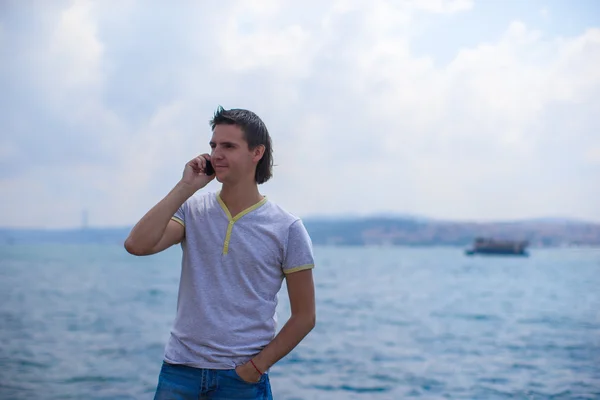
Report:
216,191,268,255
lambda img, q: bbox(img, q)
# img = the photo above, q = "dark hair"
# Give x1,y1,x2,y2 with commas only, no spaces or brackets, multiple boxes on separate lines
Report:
209,106,273,184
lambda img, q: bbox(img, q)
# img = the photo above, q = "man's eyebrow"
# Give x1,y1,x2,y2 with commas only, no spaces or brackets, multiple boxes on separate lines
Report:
209,141,237,147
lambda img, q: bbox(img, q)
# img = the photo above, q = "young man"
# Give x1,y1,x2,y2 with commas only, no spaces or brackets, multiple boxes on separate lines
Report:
124,107,316,399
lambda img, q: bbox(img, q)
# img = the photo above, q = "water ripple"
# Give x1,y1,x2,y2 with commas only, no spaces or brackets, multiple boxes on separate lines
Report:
1,245,599,399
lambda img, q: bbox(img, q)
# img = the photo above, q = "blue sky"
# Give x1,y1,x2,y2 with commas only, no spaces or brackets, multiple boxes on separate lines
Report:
1,0,599,228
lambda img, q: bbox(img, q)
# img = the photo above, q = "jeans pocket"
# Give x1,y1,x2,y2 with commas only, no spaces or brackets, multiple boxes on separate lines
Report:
231,368,263,385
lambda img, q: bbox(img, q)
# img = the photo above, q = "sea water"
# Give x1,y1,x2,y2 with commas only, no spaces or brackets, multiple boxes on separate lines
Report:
1,244,599,399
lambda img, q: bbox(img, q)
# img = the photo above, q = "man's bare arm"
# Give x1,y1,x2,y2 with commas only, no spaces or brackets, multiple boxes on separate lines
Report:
237,269,316,380
124,153,214,256
124,183,193,255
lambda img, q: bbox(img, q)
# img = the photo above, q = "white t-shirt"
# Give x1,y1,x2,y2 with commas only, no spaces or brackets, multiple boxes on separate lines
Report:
163,191,315,369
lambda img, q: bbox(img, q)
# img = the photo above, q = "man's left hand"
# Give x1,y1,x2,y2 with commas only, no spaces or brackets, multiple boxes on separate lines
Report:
235,361,262,383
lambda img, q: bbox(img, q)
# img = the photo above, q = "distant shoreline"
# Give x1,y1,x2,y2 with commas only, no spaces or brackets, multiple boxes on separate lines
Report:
2,216,600,247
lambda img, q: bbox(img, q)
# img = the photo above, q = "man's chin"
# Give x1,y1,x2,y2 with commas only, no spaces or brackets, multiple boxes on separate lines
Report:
214,172,226,183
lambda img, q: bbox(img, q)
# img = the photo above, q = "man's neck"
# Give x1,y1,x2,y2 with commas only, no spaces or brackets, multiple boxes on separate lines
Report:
219,181,264,217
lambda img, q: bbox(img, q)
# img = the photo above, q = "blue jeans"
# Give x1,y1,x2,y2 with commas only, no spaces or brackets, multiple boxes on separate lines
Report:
153,361,273,400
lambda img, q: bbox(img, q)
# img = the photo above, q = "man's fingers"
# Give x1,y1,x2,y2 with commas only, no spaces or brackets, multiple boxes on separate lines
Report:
187,154,211,175
189,158,202,173
198,157,207,171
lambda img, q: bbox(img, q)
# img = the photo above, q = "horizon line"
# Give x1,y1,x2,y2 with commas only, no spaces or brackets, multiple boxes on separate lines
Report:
1,214,599,231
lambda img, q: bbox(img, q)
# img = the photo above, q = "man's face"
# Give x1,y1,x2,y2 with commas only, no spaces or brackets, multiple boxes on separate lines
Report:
209,124,258,185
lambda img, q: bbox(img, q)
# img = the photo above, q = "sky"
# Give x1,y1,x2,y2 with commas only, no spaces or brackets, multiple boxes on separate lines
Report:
1,0,599,229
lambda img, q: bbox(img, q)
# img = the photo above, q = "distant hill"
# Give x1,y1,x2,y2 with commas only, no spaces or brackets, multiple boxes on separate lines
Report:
301,216,600,247
0,227,131,245
1,217,599,247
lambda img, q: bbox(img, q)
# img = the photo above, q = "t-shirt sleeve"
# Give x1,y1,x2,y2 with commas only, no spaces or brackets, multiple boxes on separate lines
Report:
171,202,186,227
282,219,315,275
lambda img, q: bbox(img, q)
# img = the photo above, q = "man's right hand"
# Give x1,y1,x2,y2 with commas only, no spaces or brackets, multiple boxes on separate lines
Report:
180,154,215,191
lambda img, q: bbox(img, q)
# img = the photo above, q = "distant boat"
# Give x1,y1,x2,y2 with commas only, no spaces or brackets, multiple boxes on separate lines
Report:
465,237,529,256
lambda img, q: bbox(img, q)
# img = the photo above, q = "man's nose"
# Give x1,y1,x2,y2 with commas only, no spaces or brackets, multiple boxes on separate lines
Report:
211,148,224,160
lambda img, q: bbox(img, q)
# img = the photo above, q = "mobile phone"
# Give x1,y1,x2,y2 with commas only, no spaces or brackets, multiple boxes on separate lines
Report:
205,160,215,175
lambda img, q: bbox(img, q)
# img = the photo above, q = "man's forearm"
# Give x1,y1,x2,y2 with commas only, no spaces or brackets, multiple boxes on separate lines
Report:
252,313,316,373
125,182,195,251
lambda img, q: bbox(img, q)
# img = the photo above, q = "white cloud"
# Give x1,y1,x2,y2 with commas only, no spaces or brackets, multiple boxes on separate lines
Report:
20,0,104,114
0,0,599,228
413,0,474,14
586,147,600,164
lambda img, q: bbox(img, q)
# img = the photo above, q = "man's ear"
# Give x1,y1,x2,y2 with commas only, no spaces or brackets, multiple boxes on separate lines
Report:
253,145,265,163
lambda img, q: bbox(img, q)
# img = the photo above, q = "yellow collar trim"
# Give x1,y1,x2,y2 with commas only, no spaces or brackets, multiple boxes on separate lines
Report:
216,191,268,222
